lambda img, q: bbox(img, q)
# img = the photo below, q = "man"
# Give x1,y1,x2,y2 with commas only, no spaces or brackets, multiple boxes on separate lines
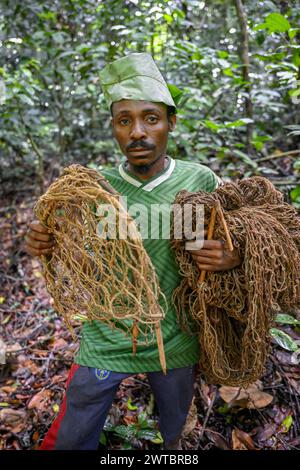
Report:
25,53,241,450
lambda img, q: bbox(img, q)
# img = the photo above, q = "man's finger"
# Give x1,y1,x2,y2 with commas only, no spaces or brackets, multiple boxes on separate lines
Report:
25,237,55,250
202,240,224,250
26,230,54,242
191,249,223,259
25,246,54,257
28,221,51,234
193,256,222,265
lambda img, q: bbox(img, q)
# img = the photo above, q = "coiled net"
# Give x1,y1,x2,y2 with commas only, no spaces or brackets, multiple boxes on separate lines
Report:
171,176,300,386
35,164,165,343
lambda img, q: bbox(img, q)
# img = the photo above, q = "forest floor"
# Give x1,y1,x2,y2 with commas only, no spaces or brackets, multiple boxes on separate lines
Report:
1,178,300,451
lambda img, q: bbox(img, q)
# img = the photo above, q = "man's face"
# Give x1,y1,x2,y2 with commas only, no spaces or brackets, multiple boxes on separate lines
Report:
111,100,176,170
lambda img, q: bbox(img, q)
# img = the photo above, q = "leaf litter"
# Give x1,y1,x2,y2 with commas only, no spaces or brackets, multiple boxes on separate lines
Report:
0,193,299,450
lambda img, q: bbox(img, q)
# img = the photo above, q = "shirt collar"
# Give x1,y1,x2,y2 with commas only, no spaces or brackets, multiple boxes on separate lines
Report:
118,156,176,192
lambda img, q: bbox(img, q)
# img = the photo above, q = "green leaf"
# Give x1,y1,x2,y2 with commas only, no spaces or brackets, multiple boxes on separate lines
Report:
114,424,136,441
136,429,158,441
52,32,68,44
103,421,115,432
163,14,173,24
225,118,254,128
18,94,34,106
127,397,138,411
285,125,300,136
167,84,183,106
265,13,291,34
253,23,268,32
292,51,300,68
137,411,150,429
290,186,300,202
232,149,258,169
76,43,92,54
151,431,164,444
288,29,298,40
275,314,300,325
201,120,221,132
270,328,299,352
223,68,234,77
254,52,285,62
289,87,300,98
217,51,229,59
37,11,57,21
281,415,293,433
254,13,291,34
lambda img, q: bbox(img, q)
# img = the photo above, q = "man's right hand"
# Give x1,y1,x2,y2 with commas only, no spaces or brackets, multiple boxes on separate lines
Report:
25,221,56,257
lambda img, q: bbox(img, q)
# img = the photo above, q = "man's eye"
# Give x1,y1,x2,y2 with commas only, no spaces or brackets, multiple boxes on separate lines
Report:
147,116,158,123
119,119,130,125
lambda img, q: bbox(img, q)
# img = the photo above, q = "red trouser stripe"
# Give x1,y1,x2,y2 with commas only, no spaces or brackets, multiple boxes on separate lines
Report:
39,364,80,450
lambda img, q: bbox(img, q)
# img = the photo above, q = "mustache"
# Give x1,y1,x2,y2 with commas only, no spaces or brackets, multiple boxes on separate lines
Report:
126,141,155,151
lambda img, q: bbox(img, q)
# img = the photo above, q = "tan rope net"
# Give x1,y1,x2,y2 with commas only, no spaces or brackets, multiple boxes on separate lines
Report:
171,176,300,386
35,164,165,346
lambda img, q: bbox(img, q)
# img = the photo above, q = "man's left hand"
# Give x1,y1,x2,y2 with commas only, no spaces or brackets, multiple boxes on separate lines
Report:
191,240,241,272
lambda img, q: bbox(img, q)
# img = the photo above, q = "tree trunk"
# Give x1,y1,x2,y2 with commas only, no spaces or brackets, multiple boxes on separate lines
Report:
235,0,254,155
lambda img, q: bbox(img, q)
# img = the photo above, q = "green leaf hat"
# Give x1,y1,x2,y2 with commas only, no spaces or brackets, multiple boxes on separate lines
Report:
99,52,182,111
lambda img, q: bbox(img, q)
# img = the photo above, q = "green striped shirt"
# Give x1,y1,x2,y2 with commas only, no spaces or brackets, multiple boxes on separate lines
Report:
75,157,218,372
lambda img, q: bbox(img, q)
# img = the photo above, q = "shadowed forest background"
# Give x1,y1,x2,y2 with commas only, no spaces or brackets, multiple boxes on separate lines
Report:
0,0,300,450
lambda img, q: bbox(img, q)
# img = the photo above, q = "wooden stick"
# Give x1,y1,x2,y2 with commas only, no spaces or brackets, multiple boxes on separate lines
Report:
199,206,217,283
155,322,167,375
132,320,139,356
216,202,234,252
257,149,300,163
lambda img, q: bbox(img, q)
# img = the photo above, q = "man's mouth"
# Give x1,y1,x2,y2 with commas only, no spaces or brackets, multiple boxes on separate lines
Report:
128,148,152,153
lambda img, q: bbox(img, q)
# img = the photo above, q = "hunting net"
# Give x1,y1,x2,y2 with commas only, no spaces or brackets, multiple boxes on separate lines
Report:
171,176,300,386
35,164,165,343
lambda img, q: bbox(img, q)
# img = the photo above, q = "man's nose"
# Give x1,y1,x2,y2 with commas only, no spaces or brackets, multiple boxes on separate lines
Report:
129,120,146,140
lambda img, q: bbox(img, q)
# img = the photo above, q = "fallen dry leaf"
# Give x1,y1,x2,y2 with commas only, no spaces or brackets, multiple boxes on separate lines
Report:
205,429,229,450
274,350,294,366
0,385,17,394
23,359,40,375
123,414,138,425
51,337,68,352
219,381,273,409
232,428,257,450
182,398,198,437
232,429,248,450
27,389,52,411
256,423,277,442
50,374,68,385
0,408,26,425
287,378,300,394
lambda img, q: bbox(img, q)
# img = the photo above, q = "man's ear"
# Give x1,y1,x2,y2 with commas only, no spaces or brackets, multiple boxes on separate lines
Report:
168,114,176,132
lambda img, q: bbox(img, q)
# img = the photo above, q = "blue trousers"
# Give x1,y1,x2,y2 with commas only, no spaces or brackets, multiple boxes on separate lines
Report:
40,364,196,450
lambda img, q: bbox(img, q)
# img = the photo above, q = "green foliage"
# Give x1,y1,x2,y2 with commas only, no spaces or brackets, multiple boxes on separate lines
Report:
103,411,163,449
290,185,300,209
275,313,300,325
254,12,291,33
0,0,299,186
270,328,299,352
